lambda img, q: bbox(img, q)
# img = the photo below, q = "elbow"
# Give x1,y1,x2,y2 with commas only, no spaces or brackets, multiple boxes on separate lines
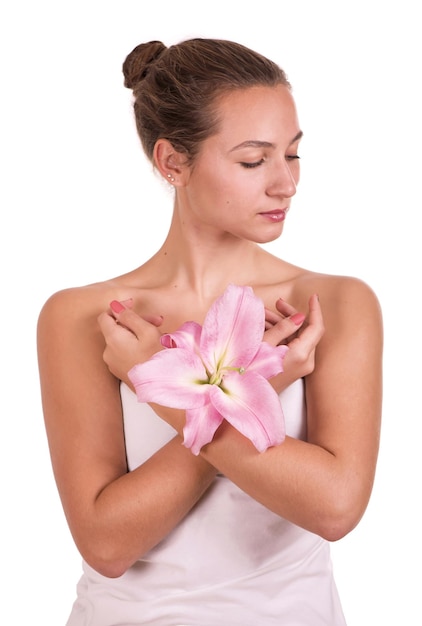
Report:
88,557,130,579
77,537,143,579
310,466,375,542
317,516,357,543
313,491,368,542
71,514,163,578
83,548,134,579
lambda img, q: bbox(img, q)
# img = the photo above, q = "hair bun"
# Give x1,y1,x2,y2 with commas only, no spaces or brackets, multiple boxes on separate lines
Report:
123,41,166,89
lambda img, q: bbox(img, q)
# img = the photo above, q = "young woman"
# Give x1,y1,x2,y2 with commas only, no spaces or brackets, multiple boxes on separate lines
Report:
37,38,383,625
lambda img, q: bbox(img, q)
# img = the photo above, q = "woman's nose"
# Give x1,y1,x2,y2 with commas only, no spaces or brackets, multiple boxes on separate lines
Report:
266,161,298,199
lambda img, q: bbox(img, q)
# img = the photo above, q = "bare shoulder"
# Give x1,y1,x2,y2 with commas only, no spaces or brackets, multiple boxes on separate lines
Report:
39,282,111,323
36,280,127,368
266,259,384,344
37,276,133,332
311,272,381,323
263,252,382,322
260,253,379,309
303,271,380,308
292,270,383,350
37,279,127,439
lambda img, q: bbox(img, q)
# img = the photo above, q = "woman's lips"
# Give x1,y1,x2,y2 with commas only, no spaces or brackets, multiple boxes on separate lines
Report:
259,209,288,222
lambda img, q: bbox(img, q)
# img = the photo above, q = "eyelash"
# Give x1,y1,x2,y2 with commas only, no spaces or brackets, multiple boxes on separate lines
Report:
240,155,300,169
240,159,265,169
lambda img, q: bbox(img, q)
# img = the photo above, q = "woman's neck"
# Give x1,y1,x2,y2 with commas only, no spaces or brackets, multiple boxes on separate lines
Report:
147,209,267,301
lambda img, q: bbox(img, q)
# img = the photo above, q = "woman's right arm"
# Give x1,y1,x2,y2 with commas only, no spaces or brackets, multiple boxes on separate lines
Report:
37,288,217,578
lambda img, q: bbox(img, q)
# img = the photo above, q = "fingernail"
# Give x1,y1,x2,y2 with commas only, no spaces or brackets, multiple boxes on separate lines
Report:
110,300,126,314
290,312,305,326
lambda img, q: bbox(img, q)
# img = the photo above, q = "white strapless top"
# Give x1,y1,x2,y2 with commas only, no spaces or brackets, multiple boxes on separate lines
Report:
66,380,346,625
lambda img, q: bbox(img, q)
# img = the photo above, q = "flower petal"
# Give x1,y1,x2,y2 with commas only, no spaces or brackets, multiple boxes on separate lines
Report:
248,343,289,379
209,370,285,452
161,321,202,351
183,404,224,455
128,349,210,409
200,285,265,371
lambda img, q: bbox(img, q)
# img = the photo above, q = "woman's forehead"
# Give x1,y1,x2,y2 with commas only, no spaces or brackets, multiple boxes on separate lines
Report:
211,85,300,146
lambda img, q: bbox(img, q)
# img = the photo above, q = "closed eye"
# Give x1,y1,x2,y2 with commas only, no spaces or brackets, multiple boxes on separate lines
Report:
286,155,300,161
240,159,265,169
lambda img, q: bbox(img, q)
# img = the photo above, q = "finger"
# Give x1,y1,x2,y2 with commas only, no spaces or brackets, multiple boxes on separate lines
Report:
275,297,298,317
265,298,300,331
97,311,138,344
265,299,298,325
286,296,324,352
307,294,324,333
143,314,164,327
265,307,282,326
110,300,164,328
97,311,118,338
120,298,134,308
108,303,151,338
264,312,306,346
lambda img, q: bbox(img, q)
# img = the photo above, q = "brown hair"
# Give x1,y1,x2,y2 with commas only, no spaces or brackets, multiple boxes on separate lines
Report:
122,38,290,164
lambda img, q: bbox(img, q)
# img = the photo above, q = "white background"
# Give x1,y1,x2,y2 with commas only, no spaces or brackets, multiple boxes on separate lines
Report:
1,1,420,624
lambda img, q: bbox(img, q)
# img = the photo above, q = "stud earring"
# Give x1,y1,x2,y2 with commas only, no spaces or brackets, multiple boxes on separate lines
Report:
167,173,175,183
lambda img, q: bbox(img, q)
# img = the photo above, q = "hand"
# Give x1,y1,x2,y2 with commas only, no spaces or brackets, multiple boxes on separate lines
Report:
97,300,164,387
264,294,324,391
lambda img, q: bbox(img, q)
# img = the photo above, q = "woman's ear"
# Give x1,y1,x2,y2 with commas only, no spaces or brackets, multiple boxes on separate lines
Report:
153,139,190,186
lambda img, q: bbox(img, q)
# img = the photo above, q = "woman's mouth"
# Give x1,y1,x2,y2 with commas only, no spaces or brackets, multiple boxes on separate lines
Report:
259,209,288,222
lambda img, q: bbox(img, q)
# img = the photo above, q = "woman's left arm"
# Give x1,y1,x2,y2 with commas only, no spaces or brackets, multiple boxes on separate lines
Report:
198,277,383,540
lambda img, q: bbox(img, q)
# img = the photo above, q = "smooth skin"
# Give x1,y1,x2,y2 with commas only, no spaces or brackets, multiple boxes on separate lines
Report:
38,85,383,579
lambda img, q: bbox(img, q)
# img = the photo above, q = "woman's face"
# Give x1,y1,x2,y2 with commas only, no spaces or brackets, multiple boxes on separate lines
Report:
182,84,302,244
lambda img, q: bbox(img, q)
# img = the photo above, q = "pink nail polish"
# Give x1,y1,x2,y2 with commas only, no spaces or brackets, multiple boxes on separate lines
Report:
110,300,125,314
290,312,305,326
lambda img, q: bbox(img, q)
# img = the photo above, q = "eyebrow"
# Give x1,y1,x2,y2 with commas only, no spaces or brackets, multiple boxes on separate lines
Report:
229,131,303,152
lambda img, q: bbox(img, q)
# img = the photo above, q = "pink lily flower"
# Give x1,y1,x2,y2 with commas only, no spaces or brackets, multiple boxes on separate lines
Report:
128,285,288,455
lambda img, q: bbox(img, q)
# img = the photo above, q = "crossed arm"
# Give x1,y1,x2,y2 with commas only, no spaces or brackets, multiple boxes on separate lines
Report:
38,279,382,577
